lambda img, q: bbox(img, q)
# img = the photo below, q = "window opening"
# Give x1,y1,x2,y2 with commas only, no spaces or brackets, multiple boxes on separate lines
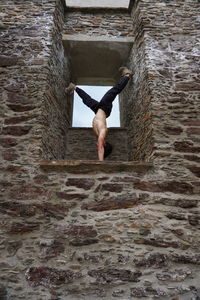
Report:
72,85,120,127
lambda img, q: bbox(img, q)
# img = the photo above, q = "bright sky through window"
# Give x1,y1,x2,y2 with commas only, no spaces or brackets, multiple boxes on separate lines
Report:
66,0,130,9
72,86,120,127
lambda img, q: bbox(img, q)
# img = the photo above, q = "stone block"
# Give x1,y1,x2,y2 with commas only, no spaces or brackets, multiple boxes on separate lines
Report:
82,193,140,211
174,141,200,153
0,138,18,148
186,165,200,178
134,253,168,268
134,181,193,195
2,149,19,161
0,55,18,67
56,191,87,201
65,178,95,190
88,268,142,284
26,267,82,287
2,126,32,136
7,221,40,234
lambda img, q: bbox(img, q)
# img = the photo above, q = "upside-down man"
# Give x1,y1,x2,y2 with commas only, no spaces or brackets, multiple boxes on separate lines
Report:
65,67,133,161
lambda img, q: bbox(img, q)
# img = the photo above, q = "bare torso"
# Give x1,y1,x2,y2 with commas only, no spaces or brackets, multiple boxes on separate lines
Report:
92,109,108,138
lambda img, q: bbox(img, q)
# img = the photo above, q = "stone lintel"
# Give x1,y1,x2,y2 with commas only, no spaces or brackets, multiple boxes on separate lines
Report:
40,160,153,174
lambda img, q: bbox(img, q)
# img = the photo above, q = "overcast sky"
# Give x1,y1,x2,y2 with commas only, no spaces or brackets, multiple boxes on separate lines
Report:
72,85,120,127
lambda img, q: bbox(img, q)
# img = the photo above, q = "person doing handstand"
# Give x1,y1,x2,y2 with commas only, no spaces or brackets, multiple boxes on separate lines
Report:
65,67,133,161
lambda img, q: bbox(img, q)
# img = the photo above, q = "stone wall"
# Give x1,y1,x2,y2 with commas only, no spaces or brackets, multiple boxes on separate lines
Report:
41,0,71,160
0,0,200,299
66,128,128,161
0,0,70,164
140,0,200,164
63,11,134,38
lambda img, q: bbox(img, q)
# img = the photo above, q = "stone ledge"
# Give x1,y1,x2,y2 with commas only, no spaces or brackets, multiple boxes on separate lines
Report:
39,160,153,174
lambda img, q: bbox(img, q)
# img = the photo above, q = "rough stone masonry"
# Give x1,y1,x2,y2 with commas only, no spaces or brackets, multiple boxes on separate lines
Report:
0,0,200,299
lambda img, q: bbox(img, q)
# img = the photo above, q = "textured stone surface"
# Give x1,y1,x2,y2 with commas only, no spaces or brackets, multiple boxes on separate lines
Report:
26,267,82,287
0,0,200,299
66,128,128,161
63,11,133,38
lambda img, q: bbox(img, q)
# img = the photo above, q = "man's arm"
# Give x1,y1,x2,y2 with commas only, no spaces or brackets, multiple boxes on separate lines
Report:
97,135,105,161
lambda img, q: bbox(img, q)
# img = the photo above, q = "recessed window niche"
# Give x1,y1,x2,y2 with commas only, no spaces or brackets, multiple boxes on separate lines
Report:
63,35,134,161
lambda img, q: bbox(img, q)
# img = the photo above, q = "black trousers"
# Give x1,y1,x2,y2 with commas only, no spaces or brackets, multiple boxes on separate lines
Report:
75,76,130,118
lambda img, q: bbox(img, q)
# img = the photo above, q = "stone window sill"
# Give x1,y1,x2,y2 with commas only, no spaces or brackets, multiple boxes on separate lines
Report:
40,160,153,174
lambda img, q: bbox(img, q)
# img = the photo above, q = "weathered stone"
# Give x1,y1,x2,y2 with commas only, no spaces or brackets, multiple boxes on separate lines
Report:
2,126,32,136
65,178,95,190
184,155,200,163
65,225,97,238
188,214,199,226
156,269,191,282
164,126,183,135
6,92,31,104
40,160,152,174
0,55,18,67
7,240,23,256
134,237,189,250
0,202,36,217
4,82,24,92
174,141,200,153
112,289,125,297
181,119,200,126
26,267,81,287
0,180,13,187
56,191,87,201
171,229,184,237
88,268,142,283
99,234,116,243
186,165,200,178
134,181,193,195
144,287,167,297
100,183,123,193
9,185,46,200
166,212,187,220
39,240,65,261
130,287,146,298
33,174,49,184
0,138,18,148
82,194,141,211
7,221,40,234
7,104,36,112
77,253,103,265
139,227,151,236
2,149,19,161
0,285,7,300
187,127,200,135
171,254,200,265
5,165,25,173
157,198,198,208
69,237,99,246
176,81,200,91
5,115,36,125
36,203,69,219
134,253,168,268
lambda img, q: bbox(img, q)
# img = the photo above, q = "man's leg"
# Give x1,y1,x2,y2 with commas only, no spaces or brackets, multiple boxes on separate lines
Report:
75,87,99,114
100,75,130,105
